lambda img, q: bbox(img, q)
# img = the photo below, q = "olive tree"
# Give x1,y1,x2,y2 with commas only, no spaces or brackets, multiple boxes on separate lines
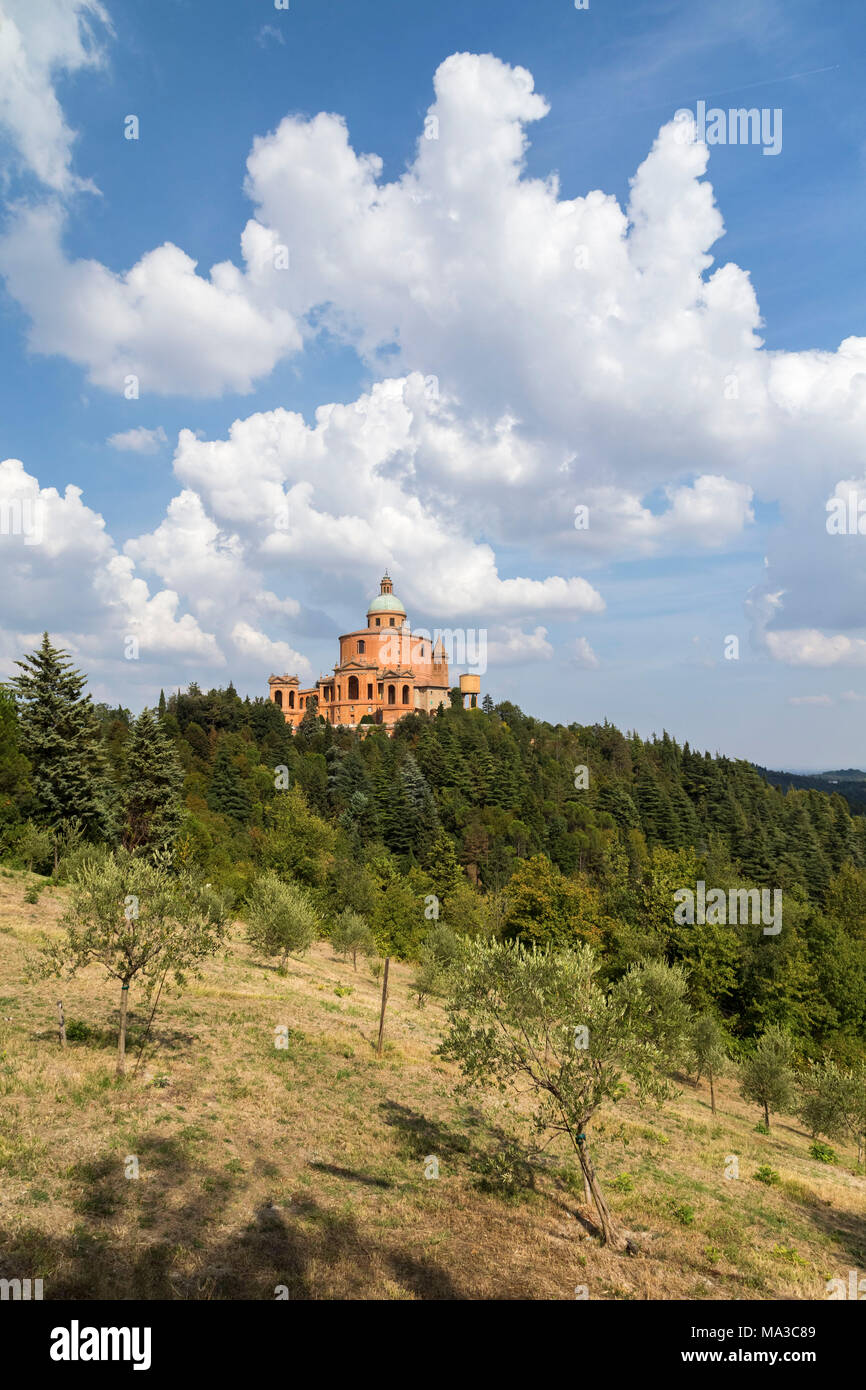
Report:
245,871,319,970
411,925,462,1007
331,909,375,971
41,849,229,1076
797,1059,848,1141
739,1024,796,1130
17,822,53,873
836,1060,866,1165
439,939,690,1249
688,1011,728,1115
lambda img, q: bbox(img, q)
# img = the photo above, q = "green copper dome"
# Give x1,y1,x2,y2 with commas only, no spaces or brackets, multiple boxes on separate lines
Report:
368,593,406,614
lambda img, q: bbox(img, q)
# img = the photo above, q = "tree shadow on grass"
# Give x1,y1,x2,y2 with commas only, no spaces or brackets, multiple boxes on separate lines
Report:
799,1193,866,1268
379,1099,475,1162
1,1128,464,1300
307,1161,394,1189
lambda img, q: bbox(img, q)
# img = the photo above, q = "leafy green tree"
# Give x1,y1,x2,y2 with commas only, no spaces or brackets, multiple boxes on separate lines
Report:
503,854,604,948
440,939,690,1248
122,708,185,854
245,871,319,968
41,849,229,1074
687,1012,728,1114
263,786,336,887
331,908,374,970
739,1024,796,1129
11,634,115,848
369,855,425,958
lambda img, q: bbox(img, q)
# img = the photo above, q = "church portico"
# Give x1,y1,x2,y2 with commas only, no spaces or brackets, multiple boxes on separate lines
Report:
268,572,460,733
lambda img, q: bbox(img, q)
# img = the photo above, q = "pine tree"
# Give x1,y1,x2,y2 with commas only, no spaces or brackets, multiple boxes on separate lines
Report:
0,685,31,830
122,708,185,854
400,752,438,858
374,745,413,857
11,634,115,846
207,742,252,823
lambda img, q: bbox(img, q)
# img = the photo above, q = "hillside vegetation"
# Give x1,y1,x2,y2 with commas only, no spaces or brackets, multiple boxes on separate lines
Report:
2,638,864,1298
1,872,863,1301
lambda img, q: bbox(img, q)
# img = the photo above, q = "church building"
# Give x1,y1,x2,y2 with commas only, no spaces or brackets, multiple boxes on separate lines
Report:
268,573,478,731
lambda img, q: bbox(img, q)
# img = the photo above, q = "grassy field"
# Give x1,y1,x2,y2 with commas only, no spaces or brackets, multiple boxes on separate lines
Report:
0,868,863,1301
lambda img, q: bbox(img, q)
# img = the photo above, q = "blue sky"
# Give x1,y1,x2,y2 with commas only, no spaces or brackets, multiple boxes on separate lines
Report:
1,0,866,768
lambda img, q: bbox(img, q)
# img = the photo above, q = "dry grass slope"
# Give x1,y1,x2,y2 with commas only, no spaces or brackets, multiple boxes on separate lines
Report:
0,870,863,1301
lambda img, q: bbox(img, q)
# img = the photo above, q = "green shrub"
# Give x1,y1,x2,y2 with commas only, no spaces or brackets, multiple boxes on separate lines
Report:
772,1244,807,1265
64,1019,95,1043
669,1200,695,1226
611,1172,634,1193
472,1142,535,1200
809,1140,838,1164
754,1164,781,1185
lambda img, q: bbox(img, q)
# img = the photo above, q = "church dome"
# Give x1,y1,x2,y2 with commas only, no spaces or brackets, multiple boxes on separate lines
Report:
368,593,406,614
367,571,406,618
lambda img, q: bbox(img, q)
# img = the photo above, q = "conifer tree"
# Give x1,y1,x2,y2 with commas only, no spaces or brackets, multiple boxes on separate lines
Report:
11,634,115,847
122,708,185,854
0,685,31,830
207,742,252,824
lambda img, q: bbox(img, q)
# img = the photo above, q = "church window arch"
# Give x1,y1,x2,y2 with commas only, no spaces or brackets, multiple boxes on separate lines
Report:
387,684,396,705
402,684,410,705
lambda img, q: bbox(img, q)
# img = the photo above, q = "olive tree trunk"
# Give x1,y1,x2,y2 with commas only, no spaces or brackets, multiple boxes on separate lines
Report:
574,1131,626,1250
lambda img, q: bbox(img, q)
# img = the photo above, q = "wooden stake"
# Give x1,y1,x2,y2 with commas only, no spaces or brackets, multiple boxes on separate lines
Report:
117,982,130,1077
57,1000,67,1049
376,957,390,1057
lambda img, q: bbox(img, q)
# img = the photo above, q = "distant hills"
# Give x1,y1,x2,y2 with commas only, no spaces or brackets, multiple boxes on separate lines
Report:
755,766,866,815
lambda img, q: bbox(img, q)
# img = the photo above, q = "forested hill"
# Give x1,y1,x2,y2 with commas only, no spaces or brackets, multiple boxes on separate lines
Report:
755,765,866,817
3,653,866,1058
153,685,865,905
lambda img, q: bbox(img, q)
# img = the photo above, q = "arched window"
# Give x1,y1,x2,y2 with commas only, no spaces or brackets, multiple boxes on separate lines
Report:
274,690,283,708
357,640,365,654
288,690,295,709
348,675,359,700
388,684,396,705
402,684,410,705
